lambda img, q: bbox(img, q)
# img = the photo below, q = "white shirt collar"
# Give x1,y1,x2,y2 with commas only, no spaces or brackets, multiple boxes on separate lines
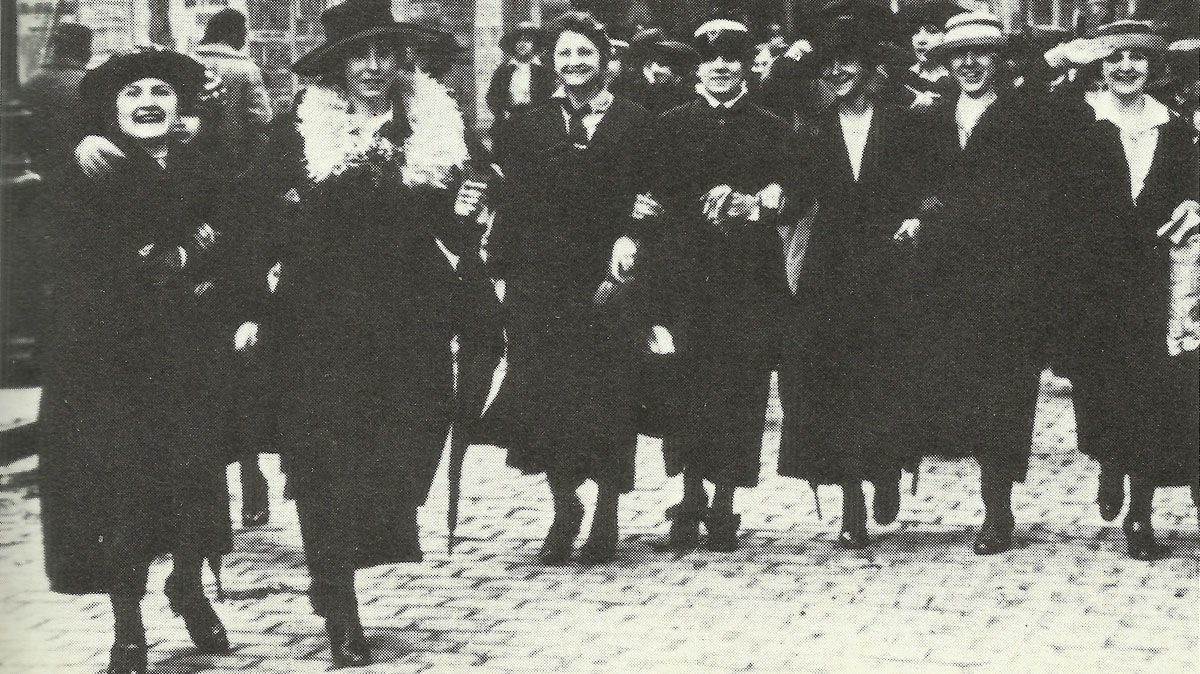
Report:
552,86,614,114
697,82,749,109
1091,92,1171,136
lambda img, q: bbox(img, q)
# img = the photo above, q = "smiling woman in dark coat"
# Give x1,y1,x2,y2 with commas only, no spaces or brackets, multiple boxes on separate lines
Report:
37,50,240,674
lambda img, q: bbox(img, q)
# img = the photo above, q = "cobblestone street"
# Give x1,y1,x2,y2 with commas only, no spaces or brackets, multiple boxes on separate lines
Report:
1,375,1197,673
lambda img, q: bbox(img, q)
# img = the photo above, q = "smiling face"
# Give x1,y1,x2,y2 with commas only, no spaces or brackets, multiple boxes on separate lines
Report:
1101,49,1151,99
821,56,867,100
949,48,1000,97
554,30,603,90
342,41,403,104
698,54,745,98
912,25,944,63
115,77,180,141
751,45,774,82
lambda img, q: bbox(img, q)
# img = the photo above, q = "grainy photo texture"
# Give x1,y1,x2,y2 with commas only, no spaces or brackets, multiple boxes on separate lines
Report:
0,0,1197,672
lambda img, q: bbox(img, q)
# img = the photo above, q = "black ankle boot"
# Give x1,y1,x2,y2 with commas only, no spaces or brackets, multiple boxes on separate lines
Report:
665,502,704,550
838,483,869,550
1123,517,1168,561
164,575,230,654
326,617,371,668
106,642,147,674
704,511,742,552
539,495,584,565
872,475,901,526
1097,466,1125,522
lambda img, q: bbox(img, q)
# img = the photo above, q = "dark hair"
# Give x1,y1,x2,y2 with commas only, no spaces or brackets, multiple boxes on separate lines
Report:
200,9,247,48
546,11,612,67
50,23,92,63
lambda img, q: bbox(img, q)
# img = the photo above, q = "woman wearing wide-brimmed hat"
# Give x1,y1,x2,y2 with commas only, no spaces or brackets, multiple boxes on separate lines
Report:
236,0,497,665
487,21,554,125
37,49,243,674
612,27,698,113
1045,20,1199,561
775,10,919,550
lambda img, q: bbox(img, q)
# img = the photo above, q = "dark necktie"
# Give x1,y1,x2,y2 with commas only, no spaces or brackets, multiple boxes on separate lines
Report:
562,100,590,148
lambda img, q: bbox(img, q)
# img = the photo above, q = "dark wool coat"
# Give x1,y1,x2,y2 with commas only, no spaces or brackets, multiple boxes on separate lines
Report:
777,104,921,486
898,91,1072,482
38,143,238,594
241,101,497,596
1057,105,1199,488
489,96,656,493
649,95,804,488
611,74,693,116
486,60,555,125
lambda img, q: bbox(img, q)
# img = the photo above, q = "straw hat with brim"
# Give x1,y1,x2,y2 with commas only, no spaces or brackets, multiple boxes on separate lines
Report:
898,1,970,34
1170,37,1200,52
1092,20,1168,55
79,50,207,134
500,21,542,55
926,12,1011,62
291,0,451,76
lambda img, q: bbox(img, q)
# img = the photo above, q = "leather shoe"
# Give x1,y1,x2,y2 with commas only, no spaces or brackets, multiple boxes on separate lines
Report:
1097,467,1124,522
872,477,901,526
837,524,869,550
106,642,147,674
327,618,372,668
973,518,1013,555
577,516,618,565
164,577,230,654
1124,519,1168,561
704,511,742,552
538,496,584,565
665,503,703,550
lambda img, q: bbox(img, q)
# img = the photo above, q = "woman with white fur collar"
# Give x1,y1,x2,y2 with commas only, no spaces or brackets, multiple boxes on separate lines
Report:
1047,20,1199,562
236,0,495,666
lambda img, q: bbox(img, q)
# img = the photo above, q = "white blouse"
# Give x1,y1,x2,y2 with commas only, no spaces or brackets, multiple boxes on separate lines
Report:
1090,91,1171,204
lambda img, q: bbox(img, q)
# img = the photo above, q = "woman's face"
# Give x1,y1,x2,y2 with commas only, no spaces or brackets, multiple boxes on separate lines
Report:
949,48,1000,97
751,46,774,82
912,25,944,63
554,31,603,89
821,57,867,100
1102,49,1151,99
342,41,404,103
115,77,180,141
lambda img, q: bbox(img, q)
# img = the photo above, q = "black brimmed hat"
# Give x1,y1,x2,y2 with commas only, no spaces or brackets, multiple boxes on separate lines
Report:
291,0,452,76
629,28,699,66
693,19,756,63
79,49,206,133
500,21,542,55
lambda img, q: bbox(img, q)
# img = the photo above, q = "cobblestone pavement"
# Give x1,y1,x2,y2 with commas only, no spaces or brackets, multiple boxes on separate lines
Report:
1,375,1196,674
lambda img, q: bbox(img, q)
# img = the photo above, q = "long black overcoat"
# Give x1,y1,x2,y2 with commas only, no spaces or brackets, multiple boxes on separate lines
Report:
241,105,495,585
38,144,237,594
1059,109,1199,488
777,105,920,486
489,96,655,493
899,92,1071,482
649,96,803,488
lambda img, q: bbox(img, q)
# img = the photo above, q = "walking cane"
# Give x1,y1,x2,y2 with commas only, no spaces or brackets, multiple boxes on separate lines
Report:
447,421,468,554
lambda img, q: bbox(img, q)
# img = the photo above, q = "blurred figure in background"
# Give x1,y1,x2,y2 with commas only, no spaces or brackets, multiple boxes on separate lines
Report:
894,2,967,108
23,23,94,178
613,27,697,114
486,22,552,128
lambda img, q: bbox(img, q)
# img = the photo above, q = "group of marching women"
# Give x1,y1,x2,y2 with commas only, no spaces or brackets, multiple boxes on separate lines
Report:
32,0,1197,671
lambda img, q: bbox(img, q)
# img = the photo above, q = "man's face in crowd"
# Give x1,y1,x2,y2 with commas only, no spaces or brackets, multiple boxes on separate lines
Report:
116,77,180,141
343,41,403,103
912,25,945,63
1102,49,1151,99
949,48,999,96
698,55,745,98
514,38,536,60
643,60,677,86
554,30,603,90
821,56,867,100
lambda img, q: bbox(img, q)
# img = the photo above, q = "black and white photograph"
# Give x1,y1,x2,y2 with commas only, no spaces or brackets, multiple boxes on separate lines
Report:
0,0,1196,672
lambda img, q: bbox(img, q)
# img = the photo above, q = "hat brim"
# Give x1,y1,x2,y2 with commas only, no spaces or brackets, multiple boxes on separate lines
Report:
80,50,207,130
1169,38,1200,52
1097,33,1168,54
292,24,450,76
927,35,1010,61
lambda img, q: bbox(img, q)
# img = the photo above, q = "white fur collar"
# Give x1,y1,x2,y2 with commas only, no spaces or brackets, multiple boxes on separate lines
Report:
295,70,470,185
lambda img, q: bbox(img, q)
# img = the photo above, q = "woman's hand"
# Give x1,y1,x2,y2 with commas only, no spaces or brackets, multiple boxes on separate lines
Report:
234,322,259,352
893,218,922,244
454,180,488,218
609,236,638,283
75,136,126,179
631,193,664,220
1158,200,1200,245
1044,38,1114,70
647,325,676,355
